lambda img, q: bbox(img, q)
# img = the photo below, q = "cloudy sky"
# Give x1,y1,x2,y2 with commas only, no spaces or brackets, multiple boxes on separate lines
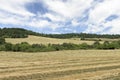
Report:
0,0,120,34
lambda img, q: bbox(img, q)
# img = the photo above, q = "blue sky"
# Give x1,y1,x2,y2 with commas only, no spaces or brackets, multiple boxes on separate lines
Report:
0,0,120,34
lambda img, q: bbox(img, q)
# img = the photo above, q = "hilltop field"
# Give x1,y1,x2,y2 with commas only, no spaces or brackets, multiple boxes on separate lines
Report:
5,35,96,45
0,50,120,80
5,35,120,45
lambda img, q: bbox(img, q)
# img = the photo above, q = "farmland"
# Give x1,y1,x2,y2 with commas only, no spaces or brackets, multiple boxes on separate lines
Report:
0,50,120,80
5,35,97,45
2,32,120,79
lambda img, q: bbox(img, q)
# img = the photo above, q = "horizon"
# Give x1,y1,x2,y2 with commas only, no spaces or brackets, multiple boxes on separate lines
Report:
0,0,120,34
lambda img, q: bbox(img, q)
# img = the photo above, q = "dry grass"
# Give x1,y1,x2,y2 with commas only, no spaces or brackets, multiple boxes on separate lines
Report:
0,50,120,80
5,35,96,45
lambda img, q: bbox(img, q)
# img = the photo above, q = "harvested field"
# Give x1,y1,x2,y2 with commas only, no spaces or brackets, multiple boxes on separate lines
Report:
5,35,96,45
0,50,120,80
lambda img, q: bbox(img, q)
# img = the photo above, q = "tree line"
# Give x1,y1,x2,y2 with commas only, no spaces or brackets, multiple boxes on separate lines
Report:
41,33,120,39
0,37,120,52
0,28,120,39
0,28,39,38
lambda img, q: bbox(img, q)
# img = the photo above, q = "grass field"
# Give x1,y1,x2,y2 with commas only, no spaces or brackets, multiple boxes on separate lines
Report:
0,50,120,80
5,35,97,45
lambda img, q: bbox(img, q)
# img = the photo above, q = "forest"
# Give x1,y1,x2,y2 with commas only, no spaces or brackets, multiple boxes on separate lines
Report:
0,28,120,39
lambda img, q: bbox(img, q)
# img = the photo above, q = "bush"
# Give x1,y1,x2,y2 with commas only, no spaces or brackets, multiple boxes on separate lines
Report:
79,43,90,49
101,41,115,49
0,38,120,52
18,42,31,51
0,37,5,44
12,44,21,51
5,43,13,51
0,45,5,51
51,44,63,51
92,41,100,49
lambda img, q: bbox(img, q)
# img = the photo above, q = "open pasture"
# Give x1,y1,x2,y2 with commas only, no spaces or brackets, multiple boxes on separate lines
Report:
0,50,120,80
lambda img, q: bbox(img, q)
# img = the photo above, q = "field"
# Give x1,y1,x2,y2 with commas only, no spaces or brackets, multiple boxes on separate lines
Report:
5,35,97,45
0,50,120,80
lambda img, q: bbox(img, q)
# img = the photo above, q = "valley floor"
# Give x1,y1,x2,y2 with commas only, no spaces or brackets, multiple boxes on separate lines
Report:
0,50,120,80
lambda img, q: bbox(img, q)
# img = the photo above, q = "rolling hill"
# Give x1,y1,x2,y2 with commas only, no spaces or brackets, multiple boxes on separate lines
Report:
0,28,119,45
5,35,96,45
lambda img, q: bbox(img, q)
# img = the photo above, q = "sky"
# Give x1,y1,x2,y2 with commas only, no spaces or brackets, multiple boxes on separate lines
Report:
0,0,120,34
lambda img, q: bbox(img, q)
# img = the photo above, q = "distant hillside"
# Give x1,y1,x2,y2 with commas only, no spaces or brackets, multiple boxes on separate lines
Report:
0,28,39,38
0,28,120,39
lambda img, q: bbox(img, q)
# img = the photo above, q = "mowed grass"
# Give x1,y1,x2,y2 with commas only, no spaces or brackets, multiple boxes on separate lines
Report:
0,50,120,80
5,35,96,45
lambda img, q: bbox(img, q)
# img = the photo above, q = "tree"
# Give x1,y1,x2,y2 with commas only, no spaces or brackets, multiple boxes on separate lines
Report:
0,45,5,51
101,41,116,49
12,44,20,51
81,37,85,40
19,42,31,51
92,41,100,49
5,43,13,51
0,37,5,44
79,43,89,49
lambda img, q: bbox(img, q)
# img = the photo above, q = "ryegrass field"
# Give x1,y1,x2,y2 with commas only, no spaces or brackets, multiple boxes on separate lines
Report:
5,35,96,45
0,50,120,80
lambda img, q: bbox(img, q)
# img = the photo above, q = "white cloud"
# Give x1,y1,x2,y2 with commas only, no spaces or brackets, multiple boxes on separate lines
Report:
0,0,94,33
0,0,36,27
0,0,35,17
86,0,120,34
28,18,60,30
0,11,26,25
43,13,66,22
28,19,50,28
103,18,120,34
41,0,94,32
43,0,93,19
0,0,120,34
89,0,120,24
71,19,80,26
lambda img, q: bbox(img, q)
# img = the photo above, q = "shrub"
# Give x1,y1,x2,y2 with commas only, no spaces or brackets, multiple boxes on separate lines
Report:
0,37,5,44
5,43,13,51
79,43,90,49
92,41,100,49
